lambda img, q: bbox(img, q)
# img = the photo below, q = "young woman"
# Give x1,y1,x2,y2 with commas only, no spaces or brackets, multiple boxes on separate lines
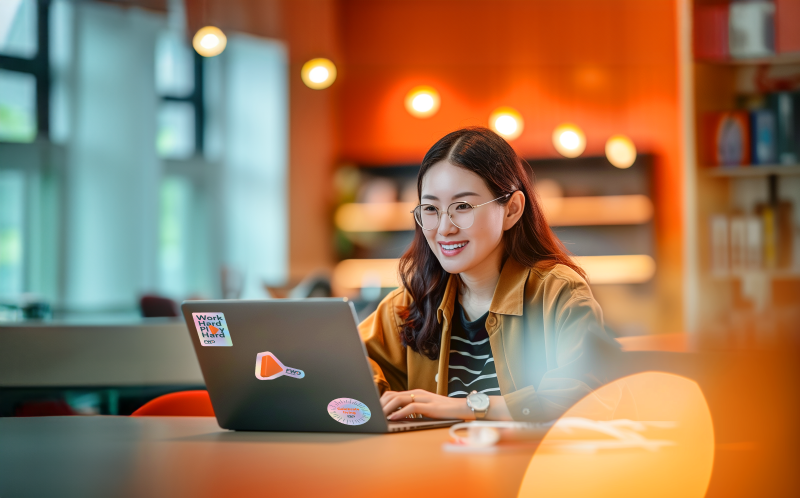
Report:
359,127,618,423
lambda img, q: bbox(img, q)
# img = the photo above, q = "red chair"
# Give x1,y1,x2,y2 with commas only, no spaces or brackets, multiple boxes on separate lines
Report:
131,390,215,417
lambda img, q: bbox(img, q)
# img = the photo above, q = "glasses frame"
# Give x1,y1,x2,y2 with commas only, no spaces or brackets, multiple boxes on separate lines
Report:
411,193,512,231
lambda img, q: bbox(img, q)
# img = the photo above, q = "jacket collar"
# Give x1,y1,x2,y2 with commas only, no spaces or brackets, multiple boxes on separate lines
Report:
489,257,529,316
436,257,530,322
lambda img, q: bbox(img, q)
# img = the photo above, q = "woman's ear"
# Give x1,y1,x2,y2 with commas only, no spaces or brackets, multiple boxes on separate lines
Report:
502,191,526,231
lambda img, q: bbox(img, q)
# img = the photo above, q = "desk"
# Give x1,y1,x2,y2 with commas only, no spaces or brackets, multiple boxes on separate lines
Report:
0,416,535,498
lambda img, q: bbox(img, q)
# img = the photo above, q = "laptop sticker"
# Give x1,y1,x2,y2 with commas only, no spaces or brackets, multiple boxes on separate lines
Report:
255,352,305,380
327,398,371,426
192,313,233,347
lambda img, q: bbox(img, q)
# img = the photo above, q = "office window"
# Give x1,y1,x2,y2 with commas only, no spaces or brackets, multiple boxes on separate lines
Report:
220,36,289,294
159,175,191,298
0,69,36,142
49,0,74,144
0,0,38,59
157,101,195,159
0,170,25,298
155,32,194,98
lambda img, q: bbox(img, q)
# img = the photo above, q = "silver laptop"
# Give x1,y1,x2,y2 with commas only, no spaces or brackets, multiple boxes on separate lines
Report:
180,298,460,433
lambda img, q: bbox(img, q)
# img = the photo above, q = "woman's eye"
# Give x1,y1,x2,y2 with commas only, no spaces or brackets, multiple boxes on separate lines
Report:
422,206,438,213
455,203,471,211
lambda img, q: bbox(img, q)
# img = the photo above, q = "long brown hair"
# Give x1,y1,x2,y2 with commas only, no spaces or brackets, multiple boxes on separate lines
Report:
398,127,585,360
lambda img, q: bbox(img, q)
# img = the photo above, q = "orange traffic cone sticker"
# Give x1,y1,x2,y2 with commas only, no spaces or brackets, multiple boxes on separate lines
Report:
255,352,305,380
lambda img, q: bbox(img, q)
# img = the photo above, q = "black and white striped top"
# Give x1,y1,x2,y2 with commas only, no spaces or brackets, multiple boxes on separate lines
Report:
447,301,500,398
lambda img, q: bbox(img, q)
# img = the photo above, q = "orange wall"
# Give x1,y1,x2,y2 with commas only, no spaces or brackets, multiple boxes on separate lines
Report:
337,0,683,331
192,0,684,330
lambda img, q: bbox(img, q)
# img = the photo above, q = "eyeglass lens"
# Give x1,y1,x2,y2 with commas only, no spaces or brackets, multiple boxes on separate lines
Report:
414,202,475,230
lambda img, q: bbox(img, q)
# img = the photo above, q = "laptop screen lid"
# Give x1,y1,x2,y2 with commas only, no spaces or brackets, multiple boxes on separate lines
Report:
181,298,391,433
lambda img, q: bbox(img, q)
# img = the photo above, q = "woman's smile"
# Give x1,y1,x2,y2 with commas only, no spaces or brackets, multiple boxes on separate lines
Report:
438,240,469,257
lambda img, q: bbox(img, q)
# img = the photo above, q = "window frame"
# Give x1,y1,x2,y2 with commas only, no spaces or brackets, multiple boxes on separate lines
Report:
0,0,51,141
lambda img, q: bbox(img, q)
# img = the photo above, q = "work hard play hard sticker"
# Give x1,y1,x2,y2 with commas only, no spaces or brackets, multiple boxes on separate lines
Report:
192,312,233,347
327,398,371,426
255,352,305,380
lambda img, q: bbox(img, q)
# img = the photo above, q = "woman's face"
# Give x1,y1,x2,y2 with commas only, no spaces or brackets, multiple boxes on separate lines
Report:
419,161,521,275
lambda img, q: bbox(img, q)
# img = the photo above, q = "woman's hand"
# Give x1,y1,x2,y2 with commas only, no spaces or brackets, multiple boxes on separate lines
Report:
381,390,515,421
381,389,473,420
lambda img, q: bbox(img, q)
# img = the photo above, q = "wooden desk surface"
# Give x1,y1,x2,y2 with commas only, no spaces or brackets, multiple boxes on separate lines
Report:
0,416,535,498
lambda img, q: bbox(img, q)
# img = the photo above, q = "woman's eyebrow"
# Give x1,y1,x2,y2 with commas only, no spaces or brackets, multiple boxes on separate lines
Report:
421,191,480,201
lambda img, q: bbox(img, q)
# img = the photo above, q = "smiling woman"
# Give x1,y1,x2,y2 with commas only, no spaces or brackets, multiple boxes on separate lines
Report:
358,127,621,423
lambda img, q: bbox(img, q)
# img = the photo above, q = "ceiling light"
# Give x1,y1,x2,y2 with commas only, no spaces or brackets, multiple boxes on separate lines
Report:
404,86,440,118
192,26,227,57
605,135,637,169
301,58,337,90
552,123,586,158
489,107,524,140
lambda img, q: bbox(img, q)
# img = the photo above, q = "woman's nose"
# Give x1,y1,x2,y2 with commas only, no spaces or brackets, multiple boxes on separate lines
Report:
438,212,458,236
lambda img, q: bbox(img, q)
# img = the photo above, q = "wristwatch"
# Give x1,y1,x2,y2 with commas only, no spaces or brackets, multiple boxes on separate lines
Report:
466,390,490,420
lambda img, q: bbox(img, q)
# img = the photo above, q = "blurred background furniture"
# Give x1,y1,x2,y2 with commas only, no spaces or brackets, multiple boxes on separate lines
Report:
140,295,179,318
0,320,204,416
131,390,214,417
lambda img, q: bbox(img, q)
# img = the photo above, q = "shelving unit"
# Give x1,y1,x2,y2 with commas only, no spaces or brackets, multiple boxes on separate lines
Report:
705,165,800,177
682,1,800,337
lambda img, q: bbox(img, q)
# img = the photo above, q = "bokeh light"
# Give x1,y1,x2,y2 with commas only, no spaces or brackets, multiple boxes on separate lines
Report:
301,58,337,90
552,123,586,158
192,26,227,57
605,134,637,168
489,107,524,140
404,86,441,118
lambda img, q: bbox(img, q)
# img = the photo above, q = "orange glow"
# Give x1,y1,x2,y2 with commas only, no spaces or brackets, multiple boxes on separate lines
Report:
575,255,656,284
542,195,653,226
404,86,441,118
192,26,227,57
518,372,715,498
334,196,652,233
332,259,400,290
552,123,586,158
333,255,653,288
489,107,524,140
301,58,337,90
334,202,416,232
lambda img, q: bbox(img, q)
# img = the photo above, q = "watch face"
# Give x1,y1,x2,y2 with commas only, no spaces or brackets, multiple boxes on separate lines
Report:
468,392,490,411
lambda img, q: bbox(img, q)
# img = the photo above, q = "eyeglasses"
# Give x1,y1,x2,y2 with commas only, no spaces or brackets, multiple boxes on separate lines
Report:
411,193,512,231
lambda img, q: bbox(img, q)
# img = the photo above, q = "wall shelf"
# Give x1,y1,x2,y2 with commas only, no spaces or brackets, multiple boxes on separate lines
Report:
696,52,800,66
710,269,800,282
704,165,800,178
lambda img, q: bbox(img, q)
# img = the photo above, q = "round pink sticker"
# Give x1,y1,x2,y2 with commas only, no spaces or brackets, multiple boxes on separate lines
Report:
327,398,371,426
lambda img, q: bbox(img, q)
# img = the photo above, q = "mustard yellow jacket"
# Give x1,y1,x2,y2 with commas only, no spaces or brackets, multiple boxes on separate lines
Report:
358,257,620,422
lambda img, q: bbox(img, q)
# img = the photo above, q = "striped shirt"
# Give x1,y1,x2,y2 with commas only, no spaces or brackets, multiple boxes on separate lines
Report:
447,301,500,398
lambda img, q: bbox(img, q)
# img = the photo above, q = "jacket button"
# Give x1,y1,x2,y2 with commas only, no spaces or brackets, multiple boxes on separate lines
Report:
522,408,530,415
487,315,497,327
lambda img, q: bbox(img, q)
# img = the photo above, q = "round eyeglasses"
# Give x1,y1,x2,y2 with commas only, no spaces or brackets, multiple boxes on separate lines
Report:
411,193,512,231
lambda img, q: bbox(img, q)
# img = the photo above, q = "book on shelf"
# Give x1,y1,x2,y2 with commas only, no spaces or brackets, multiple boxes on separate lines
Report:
694,3,729,60
757,200,795,269
746,216,764,270
767,92,799,165
750,109,778,165
710,214,730,275
775,0,800,54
